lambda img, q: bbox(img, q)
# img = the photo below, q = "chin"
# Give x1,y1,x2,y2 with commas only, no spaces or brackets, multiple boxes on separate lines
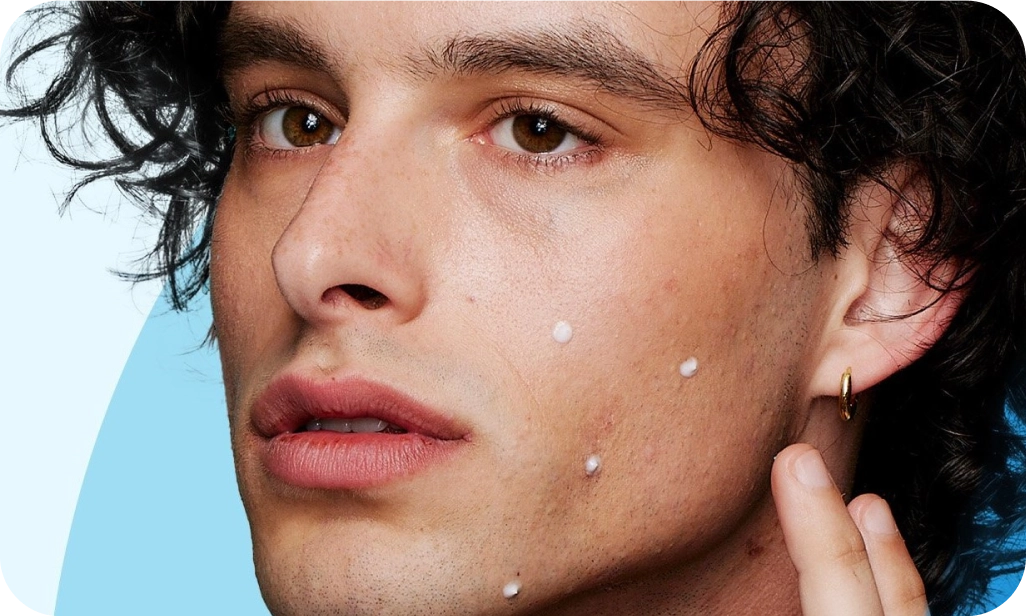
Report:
253,545,504,616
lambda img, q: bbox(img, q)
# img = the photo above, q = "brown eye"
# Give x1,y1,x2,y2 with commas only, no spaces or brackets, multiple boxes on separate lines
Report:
259,106,341,149
511,115,569,153
490,113,584,156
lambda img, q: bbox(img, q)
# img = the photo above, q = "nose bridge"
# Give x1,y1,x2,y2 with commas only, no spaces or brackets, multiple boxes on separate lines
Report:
271,119,430,326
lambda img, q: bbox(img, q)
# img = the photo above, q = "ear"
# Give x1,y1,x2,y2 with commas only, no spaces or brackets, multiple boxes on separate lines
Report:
807,170,963,400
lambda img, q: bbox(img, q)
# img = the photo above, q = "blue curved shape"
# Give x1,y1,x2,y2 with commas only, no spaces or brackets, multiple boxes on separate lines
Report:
54,292,268,615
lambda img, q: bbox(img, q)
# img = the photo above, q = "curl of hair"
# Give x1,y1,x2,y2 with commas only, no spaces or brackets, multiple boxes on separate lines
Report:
2,1,232,309
5,3,1026,615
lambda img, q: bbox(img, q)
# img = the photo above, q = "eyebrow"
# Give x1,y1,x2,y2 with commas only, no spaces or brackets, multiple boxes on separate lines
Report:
218,16,689,112
218,16,337,79
414,26,690,111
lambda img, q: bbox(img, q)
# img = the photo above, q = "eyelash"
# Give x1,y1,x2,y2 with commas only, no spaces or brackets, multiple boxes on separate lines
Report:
487,98,604,172
231,91,605,171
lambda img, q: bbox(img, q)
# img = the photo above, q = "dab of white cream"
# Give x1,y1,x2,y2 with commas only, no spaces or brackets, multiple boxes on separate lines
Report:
679,357,699,378
552,321,573,344
503,580,521,599
585,454,602,476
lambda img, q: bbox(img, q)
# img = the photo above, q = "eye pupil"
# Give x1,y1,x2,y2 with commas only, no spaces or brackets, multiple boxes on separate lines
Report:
301,112,319,133
512,115,567,154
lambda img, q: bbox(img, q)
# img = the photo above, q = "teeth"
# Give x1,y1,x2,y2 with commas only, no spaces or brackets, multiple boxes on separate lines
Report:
304,417,398,433
350,418,388,433
319,419,352,432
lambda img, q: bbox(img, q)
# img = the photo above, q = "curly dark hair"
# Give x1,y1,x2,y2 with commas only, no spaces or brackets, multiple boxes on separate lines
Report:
4,2,1026,615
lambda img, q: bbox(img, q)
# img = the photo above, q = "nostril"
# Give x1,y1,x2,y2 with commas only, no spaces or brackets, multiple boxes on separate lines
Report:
330,283,388,310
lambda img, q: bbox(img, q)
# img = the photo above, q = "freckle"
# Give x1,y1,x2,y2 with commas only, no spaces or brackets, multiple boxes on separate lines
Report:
503,580,521,599
679,357,699,378
585,454,601,476
552,321,573,344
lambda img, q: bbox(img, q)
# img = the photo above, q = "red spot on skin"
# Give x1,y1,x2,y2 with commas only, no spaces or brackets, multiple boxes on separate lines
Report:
745,538,765,558
662,277,680,293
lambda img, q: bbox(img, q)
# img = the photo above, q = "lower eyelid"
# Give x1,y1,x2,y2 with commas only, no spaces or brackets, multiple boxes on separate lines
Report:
493,146,604,174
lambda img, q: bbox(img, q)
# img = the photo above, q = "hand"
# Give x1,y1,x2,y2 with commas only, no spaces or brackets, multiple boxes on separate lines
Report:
772,444,930,616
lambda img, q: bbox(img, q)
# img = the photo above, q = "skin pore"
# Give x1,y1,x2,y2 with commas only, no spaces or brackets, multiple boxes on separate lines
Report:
210,3,939,615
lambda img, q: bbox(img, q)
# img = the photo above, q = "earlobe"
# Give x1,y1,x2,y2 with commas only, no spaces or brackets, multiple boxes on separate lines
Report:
807,172,964,400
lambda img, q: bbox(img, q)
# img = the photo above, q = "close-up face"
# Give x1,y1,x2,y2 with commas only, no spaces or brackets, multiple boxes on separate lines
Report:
210,2,840,614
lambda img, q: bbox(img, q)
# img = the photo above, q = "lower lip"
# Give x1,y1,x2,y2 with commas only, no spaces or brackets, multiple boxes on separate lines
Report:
261,431,463,490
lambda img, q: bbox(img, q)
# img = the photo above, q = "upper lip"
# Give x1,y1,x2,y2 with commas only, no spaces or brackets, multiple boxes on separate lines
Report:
251,374,469,441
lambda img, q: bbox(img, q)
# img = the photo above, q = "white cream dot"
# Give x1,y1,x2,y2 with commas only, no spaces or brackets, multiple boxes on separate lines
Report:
503,580,521,599
552,321,573,344
679,357,699,378
585,454,601,476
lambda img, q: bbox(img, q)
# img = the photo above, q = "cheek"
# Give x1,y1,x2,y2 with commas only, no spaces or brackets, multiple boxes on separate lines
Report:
209,168,303,400
463,158,819,570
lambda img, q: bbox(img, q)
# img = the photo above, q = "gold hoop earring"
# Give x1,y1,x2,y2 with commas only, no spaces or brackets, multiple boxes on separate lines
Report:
839,367,857,422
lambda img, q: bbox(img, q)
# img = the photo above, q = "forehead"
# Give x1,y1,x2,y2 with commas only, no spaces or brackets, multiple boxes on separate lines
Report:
223,2,721,95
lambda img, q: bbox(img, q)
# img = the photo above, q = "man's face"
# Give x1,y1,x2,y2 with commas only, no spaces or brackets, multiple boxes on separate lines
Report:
211,2,830,614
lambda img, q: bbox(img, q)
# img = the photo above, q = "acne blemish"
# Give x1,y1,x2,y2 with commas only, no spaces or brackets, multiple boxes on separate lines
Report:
585,454,601,476
679,357,699,378
552,321,573,344
745,537,765,558
503,580,521,599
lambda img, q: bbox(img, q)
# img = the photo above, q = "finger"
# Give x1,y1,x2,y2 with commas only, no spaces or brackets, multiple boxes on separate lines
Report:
772,444,883,616
848,494,929,616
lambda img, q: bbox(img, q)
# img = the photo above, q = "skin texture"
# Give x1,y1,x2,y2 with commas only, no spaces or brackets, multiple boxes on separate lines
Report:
209,3,944,615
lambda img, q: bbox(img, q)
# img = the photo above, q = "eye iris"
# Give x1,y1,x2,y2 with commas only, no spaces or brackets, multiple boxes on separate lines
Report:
512,115,567,153
282,106,334,147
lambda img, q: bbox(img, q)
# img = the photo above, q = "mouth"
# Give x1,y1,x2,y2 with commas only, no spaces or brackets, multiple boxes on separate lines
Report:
251,375,469,490
297,417,408,434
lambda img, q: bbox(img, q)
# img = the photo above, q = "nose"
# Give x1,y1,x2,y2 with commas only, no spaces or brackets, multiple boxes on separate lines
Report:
271,137,428,328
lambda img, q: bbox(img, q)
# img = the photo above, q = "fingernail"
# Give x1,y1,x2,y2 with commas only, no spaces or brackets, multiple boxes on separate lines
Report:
863,498,899,535
793,448,833,488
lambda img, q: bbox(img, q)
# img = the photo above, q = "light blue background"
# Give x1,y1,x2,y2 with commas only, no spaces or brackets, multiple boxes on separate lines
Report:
52,294,269,615
0,4,268,612
0,2,1024,615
